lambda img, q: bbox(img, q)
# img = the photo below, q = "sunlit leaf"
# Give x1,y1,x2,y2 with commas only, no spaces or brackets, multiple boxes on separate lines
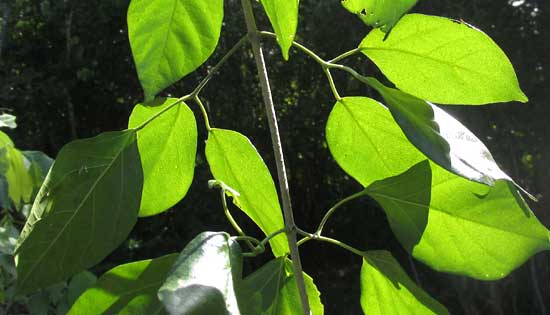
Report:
205,129,288,257
68,254,177,315
361,251,448,315
366,77,513,186
367,161,550,280
260,0,299,60
360,14,527,105
15,130,143,294
158,232,242,315
342,0,418,32
128,0,224,100
129,98,197,217
326,97,424,187
0,131,33,209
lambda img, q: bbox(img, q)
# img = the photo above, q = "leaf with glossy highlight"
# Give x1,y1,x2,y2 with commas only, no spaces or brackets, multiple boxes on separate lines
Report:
342,0,418,32
367,161,550,280
158,232,242,315
360,14,527,105
128,0,224,100
361,251,448,315
366,77,513,186
129,98,197,217
326,97,424,187
15,130,143,294
205,129,288,257
260,0,299,60
68,254,177,315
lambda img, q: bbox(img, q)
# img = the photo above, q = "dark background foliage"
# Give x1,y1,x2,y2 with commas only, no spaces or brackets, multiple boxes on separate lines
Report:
1,0,548,314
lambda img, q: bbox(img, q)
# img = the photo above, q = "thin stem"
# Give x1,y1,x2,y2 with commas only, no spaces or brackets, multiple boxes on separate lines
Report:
295,228,366,257
193,95,212,131
260,227,288,248
218,188,256,251
316,190,368,235
192,34,249,97
132,35,248,132
324,68,342,101
241,1,310,314
329,48,361,63
297,236,312,247
317,236,366,257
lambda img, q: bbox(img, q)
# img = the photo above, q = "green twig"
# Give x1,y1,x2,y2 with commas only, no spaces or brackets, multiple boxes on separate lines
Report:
329,48,361,63
315,190,368,235
192,95,212,131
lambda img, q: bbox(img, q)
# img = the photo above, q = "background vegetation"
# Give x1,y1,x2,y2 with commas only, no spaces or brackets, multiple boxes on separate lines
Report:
1,0,548,313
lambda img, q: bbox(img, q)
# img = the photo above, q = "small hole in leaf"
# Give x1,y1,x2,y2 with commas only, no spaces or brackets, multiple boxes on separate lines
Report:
360,9,367,15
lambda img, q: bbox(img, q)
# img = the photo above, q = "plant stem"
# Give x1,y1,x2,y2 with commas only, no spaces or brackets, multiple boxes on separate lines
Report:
324,68,342,101
296,228,366,257
193,95,212,131
315,189,368,235
241,1,310,314
329,48,360,63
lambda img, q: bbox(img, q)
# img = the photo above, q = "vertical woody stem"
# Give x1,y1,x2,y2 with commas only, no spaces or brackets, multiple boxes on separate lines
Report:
240,1,311,314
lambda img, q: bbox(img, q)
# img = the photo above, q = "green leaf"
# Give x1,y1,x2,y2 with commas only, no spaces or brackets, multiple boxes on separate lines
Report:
0,114,17,129
0,131,33,209
367,160,550,280
326,97,424,187
342,0,418,32
366,77,513,186
360,14,528,105
68,254,177,315
361,251,448,315
127,0,224,100
67,271,97,308
260,0,299,60
22,150,54,198
129,98,197,217
15,130,144,294
205,129,288,257
239,257,287,315
158,232,242,315
263,259,324,315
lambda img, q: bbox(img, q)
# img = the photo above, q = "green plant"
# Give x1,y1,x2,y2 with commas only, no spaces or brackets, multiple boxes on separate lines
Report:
12,0,549,314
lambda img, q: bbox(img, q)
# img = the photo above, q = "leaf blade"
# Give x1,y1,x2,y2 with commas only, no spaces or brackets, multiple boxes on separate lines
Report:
360,14,527,105
129,99,197,217
367,161,550,280
128,0,224,100
260,0,299,60
15,130,144,293
205,129,288,257
342,0,418,32
158,232,242,315
366,77,513,186
68,254,177,315
361,251,448,315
